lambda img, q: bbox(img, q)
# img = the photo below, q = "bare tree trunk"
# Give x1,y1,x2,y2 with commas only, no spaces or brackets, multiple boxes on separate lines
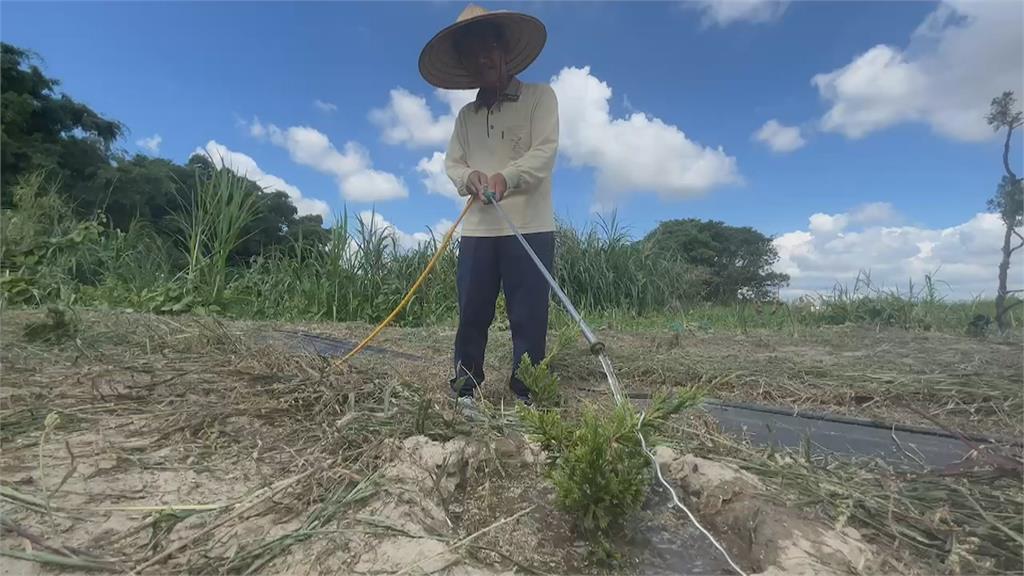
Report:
995,225,1014,331
1001,121,1019,183
994,121,1021,332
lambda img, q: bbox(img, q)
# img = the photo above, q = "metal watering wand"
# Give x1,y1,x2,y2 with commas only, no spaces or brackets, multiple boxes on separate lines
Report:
482,187,625,405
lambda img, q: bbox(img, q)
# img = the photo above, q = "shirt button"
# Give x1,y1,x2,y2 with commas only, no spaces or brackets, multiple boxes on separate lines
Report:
490,125,495,129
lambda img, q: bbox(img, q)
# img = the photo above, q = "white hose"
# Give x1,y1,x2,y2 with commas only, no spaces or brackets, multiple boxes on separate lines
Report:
636,412,749,576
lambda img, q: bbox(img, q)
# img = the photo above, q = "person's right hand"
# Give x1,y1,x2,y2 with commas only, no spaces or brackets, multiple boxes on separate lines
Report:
467,171,488,199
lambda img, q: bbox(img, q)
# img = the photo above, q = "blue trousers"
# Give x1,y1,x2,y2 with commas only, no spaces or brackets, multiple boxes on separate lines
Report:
451,231,555,398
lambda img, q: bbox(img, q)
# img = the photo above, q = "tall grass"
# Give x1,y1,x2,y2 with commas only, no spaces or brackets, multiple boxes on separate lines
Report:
2,170,1013,334
223,209,459,324
553,213,709,314
172,167,265,303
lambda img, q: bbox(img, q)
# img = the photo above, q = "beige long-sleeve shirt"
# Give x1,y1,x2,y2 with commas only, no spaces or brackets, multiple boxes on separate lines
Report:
445,78,559,237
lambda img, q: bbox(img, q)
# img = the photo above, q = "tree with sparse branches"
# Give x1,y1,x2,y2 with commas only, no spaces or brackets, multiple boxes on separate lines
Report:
985,91,1024,331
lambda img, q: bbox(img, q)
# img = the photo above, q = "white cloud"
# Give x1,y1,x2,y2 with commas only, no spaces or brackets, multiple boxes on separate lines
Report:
774,206,1022,300
314,99,338,113
416,151,462,203
551,66,740,205
356,210,458,251
369,88,476,148
248,119,408,203
694,0,789,27
812,0,1024,141
248,117,268,139
136,134,162,154
753,119,806,153
850,202,900,226
194,140,330,219
372,67,738,208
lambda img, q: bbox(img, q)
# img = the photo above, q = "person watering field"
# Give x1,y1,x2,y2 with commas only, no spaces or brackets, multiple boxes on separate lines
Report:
418,4,559,407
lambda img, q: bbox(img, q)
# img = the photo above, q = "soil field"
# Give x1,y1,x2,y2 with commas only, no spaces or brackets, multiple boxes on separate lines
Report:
1,309,1020,575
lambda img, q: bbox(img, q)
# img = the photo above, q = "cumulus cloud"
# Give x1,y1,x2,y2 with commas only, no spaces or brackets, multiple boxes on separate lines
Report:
850,201,900,226
194,141,330,219
372,68,738,207
369,88,476,148
136,134,162,154
357,210,457,251
249,119,407,203
753,119,805,153
812,0,1023,141
551,66,740,205
774,205,1022,300
416,151,462,203
314,99,338,113
693,0,789,27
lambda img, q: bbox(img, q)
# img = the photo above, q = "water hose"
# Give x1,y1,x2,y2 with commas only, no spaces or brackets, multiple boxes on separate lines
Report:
337,197,475,364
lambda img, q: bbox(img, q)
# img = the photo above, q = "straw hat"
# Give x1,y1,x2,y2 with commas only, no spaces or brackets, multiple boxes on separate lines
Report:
418,4,547,90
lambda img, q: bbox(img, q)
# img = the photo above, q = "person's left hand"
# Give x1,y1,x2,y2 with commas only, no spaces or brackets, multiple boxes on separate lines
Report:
487,173,507,203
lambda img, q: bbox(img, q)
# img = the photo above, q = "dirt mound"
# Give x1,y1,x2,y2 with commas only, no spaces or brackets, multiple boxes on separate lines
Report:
265,435,521,576
654,447,883,576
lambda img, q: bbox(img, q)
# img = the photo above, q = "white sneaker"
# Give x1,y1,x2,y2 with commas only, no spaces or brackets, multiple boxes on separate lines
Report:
455,396,485,421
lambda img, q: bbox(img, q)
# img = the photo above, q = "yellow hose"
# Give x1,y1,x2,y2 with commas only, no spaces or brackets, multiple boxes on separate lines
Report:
337,197,475,364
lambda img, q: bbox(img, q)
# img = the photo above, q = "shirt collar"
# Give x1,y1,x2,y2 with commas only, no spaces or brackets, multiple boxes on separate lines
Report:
473,77,522,111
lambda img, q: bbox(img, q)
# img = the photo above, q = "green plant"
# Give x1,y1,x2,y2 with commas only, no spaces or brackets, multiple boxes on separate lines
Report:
550,404,648,562
0,172,102,306
170,165,265,304
516,352,562,408
517,354,701,563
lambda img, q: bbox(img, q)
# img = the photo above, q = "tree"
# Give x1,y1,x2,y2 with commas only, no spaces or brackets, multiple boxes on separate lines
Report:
642,218,788,302
81,155,195,232
2,41,326,269
985,91,1024,331
1,43,123,205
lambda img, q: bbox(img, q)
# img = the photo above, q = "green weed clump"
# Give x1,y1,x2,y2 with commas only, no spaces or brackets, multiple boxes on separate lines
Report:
0,173,103,307
517,356,701,563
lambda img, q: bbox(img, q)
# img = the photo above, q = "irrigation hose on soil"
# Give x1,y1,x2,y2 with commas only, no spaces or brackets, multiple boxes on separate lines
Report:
341,188,747,576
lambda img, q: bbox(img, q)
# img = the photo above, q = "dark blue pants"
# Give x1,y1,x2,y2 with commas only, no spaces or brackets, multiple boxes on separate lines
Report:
451,232,555,399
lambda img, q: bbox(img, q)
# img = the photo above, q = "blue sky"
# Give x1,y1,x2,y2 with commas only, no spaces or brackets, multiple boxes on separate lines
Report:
4,0,1022,298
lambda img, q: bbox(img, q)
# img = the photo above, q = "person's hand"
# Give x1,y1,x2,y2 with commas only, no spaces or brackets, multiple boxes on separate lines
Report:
487,173,507,203
467,171,488,199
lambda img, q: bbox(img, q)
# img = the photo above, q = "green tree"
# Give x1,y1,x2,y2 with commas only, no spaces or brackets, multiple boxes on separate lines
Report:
642,218,788,302
1,41,326,275
1,43,123,205
985,91,1024,331
82,155,196,232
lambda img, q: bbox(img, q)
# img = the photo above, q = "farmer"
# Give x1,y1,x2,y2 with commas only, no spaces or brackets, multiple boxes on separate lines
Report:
418,4,559,406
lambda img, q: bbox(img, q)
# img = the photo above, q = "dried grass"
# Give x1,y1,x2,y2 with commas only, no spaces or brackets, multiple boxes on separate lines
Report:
669,416,1024,575
0,309,466,574
550,324,1023,440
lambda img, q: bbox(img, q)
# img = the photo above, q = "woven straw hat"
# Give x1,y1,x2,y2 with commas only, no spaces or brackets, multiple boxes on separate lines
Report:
418,4,547,90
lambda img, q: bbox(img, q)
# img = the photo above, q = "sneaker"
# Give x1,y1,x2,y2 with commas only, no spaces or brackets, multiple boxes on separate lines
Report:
449,374,483,399
455,395,485,421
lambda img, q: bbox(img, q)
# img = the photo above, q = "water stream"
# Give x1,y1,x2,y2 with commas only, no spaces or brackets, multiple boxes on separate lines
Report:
597,351,626,406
